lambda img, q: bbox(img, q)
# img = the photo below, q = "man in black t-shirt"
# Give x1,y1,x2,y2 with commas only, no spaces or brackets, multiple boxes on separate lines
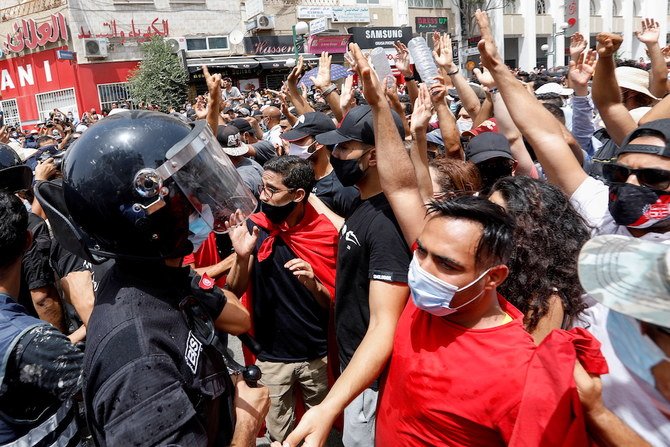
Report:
227,156,338,443
281,105,410,447
281,112,360,218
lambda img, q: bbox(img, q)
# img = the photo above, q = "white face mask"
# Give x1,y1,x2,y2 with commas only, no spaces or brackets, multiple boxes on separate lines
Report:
456,118,473,133
288,141,316,160
408,254,490,317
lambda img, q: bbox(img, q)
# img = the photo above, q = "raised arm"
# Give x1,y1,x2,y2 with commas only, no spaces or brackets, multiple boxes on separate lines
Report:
433,32,481,119
569,49,598,156
385,81,411,138
410,84,437,202
285,56,314,115
310,52,344,122
430,75,462,159
203,65,221,134
394,41,419,106
352,42,427,246
592,33,637,147
476,9,587,196
636,18,667,98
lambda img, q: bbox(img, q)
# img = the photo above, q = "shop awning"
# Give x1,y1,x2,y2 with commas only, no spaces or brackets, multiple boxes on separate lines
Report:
187,54,320,71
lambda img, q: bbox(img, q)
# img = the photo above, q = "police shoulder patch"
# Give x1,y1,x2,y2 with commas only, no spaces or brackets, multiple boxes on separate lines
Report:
185,331,202,374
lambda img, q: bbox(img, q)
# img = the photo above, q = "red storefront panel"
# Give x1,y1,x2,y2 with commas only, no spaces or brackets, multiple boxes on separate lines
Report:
0,46,77,124
75,60,139,112
0,46,139,125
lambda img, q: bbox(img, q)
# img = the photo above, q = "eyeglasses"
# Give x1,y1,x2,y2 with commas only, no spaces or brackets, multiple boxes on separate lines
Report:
602,163,670,191
257,183,295,199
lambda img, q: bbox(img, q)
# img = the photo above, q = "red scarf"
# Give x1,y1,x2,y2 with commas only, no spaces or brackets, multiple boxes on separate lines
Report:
509,327,609,447
249,203,338,297
242,203,342,431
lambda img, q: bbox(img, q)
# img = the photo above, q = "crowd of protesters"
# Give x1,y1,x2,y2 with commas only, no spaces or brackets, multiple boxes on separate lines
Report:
0,10,669,447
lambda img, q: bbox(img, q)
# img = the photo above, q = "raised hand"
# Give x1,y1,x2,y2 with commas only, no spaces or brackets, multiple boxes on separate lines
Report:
596,33,623,58
310,51,333,91
475,9,504,70
568,49,597,89
569,32,587,61
202,65,222,98
410,84,433,133
432,32,454,71
339,75,356,113
635,18,660,46
286,55,305,86
473,67,496,89
349,43,386,109
394,41,413,77
428,74,448,104
225,210,258,258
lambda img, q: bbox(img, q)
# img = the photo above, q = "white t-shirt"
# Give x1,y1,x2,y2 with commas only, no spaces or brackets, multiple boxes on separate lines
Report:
571,176,670,444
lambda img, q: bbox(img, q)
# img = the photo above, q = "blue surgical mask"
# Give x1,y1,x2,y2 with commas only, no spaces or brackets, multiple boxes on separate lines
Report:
188,204,214,252
408,254,490,316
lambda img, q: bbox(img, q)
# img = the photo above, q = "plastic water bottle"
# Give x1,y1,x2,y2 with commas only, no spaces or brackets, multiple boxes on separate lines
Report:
370,47,394,87
408,37,439,86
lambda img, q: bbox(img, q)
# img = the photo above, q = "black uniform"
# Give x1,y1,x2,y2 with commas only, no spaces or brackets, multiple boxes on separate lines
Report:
83,261,234,446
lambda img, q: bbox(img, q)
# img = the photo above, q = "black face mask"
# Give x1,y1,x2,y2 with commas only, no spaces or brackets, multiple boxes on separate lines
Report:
261,200,297,224
608,183,670,229
330,154,366,187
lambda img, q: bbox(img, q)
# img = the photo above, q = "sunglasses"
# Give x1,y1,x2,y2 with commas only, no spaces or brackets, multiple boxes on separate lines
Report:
602,163,670,191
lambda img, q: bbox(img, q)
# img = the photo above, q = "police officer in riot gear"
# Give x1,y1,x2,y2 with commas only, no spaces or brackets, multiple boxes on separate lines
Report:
0,147,83,446
37,110,268,446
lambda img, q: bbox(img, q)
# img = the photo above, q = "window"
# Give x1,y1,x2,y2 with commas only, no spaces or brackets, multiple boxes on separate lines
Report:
633,0,640,16
0,99,21,128
356,0,380,4
612,0,621,15
590,0,600,15
97,82,133,111
504,0,518,14
186,36,229,51
35,88,78,121
536,0,546,14
409,0,444,7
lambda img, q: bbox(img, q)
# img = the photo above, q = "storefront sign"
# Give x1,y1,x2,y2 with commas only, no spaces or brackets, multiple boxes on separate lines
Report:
347,27,412,49
3,13,68,55
308,35,351,54
244,36,295,55
415,17,448,33
77,18,169,44
309,17,329,36
297,6,370,23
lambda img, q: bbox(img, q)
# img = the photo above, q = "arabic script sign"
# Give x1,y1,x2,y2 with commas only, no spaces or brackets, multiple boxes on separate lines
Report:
77,19,169,45
3,13,68,55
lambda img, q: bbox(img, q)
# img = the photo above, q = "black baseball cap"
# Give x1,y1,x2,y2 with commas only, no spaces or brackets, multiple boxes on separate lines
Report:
316,105,406,146
465,132,514,164
617,118,670,158
230,118,253,134
281,112,336,142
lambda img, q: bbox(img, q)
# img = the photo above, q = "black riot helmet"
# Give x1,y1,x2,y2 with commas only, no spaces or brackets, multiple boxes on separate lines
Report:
39,110,256,261
0,143,32,192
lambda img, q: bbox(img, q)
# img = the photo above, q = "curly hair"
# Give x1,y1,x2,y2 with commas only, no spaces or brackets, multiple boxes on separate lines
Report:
488,176,590,332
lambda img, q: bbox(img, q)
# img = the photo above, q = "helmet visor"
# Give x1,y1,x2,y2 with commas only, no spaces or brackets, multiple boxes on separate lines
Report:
158,120,257,233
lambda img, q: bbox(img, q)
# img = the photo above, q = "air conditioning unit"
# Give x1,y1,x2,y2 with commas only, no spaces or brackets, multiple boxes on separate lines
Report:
256,15,275,30
84,38,108,58
165,37,187,53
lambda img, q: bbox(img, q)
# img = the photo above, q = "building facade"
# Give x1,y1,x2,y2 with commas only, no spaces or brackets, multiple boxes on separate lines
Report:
0,0,668,127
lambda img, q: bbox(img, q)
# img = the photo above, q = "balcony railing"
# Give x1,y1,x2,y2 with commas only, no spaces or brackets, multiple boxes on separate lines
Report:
0,0,66,21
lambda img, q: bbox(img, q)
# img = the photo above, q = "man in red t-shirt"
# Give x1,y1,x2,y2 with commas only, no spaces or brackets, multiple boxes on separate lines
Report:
375,196,610,446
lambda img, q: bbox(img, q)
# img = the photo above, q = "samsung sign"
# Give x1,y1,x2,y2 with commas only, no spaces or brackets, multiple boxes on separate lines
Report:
347,26,412,49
